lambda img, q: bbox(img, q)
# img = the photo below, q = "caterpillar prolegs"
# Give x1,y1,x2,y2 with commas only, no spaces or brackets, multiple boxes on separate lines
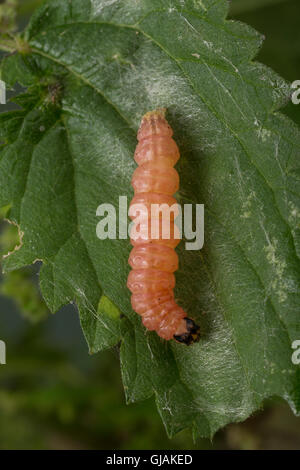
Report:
127,109,200,345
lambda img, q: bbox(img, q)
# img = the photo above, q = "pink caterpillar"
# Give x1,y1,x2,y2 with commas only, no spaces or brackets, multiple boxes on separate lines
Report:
127,109,200,345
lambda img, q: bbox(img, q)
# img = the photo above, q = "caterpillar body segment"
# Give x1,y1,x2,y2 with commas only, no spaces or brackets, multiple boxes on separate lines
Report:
127,109,200,345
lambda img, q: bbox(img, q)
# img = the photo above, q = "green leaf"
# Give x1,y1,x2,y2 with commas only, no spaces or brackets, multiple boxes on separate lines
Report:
0,0,17,35
0,267,49,323
0,0,299,438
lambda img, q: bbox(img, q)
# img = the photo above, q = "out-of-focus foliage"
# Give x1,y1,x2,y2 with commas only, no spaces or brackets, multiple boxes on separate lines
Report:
230,0,300,127
0,220,19,255
230,0,290,15
0,0,17,34
0,268,48,323
0,304,208,450
0,215,48,323
1,302,300,450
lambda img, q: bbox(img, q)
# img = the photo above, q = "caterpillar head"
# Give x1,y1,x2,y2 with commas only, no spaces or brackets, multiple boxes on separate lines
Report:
173,317,200,346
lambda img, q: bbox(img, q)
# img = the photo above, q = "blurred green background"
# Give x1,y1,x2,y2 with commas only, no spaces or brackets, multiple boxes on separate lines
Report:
0,0,300,450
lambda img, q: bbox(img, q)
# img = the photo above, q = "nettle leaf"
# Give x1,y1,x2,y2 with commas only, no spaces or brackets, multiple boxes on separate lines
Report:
0,0,300,437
